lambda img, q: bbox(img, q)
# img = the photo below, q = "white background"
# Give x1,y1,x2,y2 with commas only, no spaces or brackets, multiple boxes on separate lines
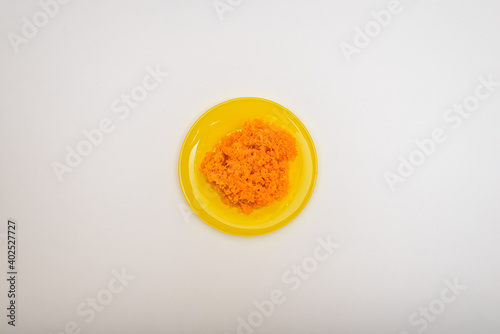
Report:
1,1,500,333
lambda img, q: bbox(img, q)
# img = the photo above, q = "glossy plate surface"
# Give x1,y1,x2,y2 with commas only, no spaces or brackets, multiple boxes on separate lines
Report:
178,97,317,236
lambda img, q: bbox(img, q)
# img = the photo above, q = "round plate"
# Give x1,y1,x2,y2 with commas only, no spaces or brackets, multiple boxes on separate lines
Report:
178,97,317,236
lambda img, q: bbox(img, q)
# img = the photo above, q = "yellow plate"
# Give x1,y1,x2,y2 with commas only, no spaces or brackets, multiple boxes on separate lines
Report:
178,97,317,236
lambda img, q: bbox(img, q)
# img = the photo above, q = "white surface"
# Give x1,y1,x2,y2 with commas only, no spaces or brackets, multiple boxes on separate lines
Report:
1,1,500,333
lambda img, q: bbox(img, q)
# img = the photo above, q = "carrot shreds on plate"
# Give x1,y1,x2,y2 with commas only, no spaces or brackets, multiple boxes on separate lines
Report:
200,119,298,215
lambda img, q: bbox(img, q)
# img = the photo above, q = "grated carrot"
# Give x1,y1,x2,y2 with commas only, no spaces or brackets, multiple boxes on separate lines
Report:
200,119,298,215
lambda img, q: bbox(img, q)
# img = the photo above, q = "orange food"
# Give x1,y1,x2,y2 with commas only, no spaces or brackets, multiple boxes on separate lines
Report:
200,119,298,215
